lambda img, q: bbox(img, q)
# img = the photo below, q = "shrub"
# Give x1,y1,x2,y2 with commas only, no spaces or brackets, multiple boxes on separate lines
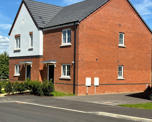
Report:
42,80,54,96
4,82,12,94
11,82,18,94
29,81,43,96
24,80,31,90
16,82,26,94
0,83,2,93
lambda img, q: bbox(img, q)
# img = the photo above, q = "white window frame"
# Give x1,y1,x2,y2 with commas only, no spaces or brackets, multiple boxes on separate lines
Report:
14,64,20,76
118,65,124,79
15,36,21,50
119,32,125,47
61,29,71,46
29,32,33,49
61,64,71,79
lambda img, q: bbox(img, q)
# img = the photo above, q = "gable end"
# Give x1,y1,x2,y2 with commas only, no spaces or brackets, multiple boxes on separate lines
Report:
9,0,39,36
127,0,151,34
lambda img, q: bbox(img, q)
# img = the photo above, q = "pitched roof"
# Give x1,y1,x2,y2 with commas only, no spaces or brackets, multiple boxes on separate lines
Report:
23,0,63,28
45,0,109,28
9,0,152,35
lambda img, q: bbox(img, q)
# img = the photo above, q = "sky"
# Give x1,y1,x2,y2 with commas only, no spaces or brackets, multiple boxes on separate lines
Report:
0,0,152,54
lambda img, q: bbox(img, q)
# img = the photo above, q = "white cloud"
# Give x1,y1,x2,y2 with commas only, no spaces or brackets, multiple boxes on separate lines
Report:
63,0,84,5
133,0,152,16
0,24,11,30
0,35,9,54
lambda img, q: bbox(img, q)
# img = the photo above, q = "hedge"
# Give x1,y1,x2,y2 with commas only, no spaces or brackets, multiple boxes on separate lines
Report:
0,83,2,93
3,80,54,96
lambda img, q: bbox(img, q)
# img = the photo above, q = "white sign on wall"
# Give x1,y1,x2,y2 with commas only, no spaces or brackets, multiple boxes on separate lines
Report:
85,77,91,87
94,77,99,86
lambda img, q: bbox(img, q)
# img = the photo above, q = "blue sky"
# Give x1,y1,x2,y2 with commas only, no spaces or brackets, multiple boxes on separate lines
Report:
0,0,152,54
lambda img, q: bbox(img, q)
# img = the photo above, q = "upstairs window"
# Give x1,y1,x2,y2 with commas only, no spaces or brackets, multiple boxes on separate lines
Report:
29,32,33,48
118,65,124,79
61,64,71,78
62,29,71,45
119,32,125,47
15,35,21,49
14,64,20,76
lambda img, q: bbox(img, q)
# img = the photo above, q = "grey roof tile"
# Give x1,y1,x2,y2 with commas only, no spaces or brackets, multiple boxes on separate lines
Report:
24,0,63,28
11,0,151,33
24,0,109,28
45,0,109,28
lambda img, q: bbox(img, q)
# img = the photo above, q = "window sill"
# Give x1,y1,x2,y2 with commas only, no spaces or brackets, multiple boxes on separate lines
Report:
60,43,72,47
118,45,126,48
14,48,21,52
117,77,125,80
28,47,33,51
14,74,20,77
59,76,71,80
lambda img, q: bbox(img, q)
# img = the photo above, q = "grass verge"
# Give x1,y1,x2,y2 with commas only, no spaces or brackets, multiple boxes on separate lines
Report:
119,102,152,110
51,91,74,97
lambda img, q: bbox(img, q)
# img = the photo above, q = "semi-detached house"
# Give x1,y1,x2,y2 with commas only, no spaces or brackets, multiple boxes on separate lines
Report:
9,0,152,95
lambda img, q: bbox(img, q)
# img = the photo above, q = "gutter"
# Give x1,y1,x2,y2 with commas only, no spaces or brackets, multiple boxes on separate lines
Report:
42,21,79,32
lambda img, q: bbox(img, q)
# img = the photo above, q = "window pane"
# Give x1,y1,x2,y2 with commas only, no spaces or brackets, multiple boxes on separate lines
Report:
15,65,20,75
30,34,33,47
119,33,124,45
63,31,66,43
19,37,20,48
62,65,66,76
118,66,123,77
16,38,18,48
67,30,71,43
67,65,70,76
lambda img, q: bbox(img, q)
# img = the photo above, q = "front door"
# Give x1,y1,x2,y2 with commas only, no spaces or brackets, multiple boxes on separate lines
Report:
48,65,54,83
26,65,31,80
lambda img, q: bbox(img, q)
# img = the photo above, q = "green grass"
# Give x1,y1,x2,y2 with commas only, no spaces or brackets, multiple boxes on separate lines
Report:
119,102,152,110
51,91,74,97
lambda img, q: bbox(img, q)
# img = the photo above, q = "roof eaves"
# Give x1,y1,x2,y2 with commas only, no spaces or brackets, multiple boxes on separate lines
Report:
43,21,79,31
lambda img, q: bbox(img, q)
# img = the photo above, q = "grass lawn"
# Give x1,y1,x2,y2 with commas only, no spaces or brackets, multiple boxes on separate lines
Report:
119,102,152,110
51,91,74,97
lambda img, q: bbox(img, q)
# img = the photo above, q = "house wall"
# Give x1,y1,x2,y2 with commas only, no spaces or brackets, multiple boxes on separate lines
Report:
9,3,43,57
9,57,41,81
42,26,76,93
77,0,152,95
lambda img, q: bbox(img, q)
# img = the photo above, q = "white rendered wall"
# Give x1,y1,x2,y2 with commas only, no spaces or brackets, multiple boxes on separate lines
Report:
9,3,43,57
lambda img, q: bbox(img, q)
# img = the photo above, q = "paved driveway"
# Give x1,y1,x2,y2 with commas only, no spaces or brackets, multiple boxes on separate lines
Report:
57,92,151,105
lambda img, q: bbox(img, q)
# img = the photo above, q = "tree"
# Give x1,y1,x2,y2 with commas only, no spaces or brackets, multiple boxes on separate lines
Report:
0,52,9,79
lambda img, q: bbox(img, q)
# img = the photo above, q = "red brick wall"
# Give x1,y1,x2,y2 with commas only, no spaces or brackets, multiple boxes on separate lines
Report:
9,57,42,81
76,0,152,95
42,26,75,94
9,0,152,96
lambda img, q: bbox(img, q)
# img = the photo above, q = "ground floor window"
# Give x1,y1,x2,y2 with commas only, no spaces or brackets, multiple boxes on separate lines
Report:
61,64,71,78
14,65,20,76
118,65,124,79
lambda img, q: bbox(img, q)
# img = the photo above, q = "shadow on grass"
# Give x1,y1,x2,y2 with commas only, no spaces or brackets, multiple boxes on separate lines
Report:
126,86,152,100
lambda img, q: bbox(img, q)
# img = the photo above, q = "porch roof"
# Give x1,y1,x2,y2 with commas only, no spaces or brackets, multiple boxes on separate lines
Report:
41,60,56,64
19,61,32,65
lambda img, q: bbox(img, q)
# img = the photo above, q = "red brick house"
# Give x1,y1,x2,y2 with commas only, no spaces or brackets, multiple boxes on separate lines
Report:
9,0,152,95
